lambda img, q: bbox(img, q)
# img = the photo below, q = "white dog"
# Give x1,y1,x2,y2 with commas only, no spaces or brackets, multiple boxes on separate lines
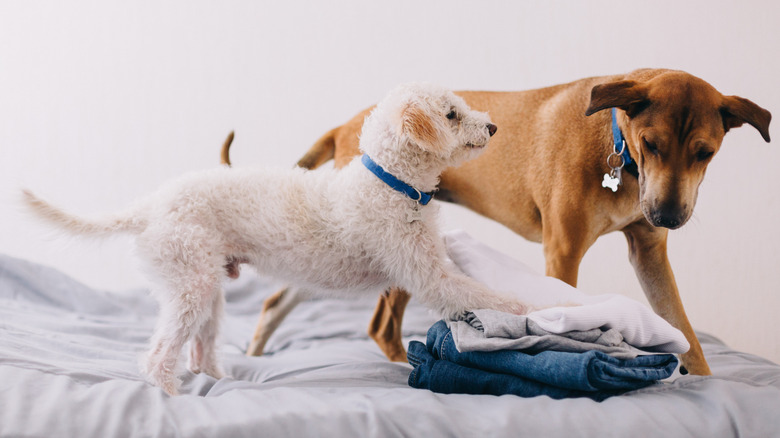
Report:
22,83,530,395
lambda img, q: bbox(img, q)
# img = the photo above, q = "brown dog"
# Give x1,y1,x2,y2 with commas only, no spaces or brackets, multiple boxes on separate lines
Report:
237,69,770,375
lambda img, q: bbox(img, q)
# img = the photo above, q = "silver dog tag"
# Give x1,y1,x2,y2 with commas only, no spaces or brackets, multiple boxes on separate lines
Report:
407,204,423,222
613,166,622,186
602,170,621,192
603,142,625,193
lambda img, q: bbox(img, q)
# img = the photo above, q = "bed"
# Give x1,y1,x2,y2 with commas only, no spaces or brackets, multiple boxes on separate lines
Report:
1,237,779,438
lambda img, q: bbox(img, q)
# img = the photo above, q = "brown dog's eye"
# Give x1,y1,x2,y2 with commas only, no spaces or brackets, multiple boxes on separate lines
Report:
446,111,457,120
695,149,714,162
643,138,659,156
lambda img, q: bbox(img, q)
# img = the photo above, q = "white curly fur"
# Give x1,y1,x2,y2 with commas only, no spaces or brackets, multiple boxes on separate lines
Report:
22,83,530,395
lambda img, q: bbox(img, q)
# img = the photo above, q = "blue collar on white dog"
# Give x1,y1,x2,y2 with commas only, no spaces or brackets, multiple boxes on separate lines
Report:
361,154,434,205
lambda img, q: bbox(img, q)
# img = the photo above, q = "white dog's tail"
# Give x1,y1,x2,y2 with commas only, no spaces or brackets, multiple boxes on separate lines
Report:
21,189,148,238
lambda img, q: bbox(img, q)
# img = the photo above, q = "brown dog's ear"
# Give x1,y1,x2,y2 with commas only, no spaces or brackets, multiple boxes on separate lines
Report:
400,102,446,153
585,80,648,117
720,95,771,142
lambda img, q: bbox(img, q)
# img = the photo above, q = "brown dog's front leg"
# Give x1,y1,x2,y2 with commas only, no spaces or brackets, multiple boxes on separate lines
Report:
368,288,411,362
623,221,712,375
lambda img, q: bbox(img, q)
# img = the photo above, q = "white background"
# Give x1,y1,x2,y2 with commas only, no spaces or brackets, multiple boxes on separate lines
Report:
2,1,778,363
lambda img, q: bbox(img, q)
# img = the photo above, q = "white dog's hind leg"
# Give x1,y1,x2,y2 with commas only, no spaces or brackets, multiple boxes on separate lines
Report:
139,225,227,395
246,286,306,356
188,289,226,379
144,304,192,395
144,276,223,395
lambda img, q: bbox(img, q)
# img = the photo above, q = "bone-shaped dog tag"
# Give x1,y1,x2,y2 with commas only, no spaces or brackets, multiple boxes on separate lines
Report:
602,172,620,192
407,204,423,222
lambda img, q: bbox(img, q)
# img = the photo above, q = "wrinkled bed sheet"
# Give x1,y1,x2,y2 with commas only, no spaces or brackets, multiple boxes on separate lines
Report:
1,251,779,438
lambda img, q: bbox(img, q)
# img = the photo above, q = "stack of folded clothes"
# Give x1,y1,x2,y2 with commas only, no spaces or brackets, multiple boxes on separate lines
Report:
407,231,690,401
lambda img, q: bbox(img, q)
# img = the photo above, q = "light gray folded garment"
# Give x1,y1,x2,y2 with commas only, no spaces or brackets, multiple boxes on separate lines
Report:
449,309,650,359
443,231,689,354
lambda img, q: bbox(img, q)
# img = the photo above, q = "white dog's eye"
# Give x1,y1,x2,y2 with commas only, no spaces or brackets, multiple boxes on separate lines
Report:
446,110,457,120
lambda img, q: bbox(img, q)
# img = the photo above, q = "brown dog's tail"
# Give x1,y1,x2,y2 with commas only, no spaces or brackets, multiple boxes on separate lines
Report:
219,128,337,170
220,131,235,167
296,127,338,170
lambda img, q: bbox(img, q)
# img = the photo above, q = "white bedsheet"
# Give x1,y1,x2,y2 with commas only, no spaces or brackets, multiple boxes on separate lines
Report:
2,235,780,437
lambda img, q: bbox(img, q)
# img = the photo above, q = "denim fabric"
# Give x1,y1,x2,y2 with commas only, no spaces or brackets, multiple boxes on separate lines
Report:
407,341,612,400
407,320,679,401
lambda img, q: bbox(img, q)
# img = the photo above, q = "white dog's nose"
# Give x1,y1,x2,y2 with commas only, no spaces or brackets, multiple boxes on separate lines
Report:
487,124,498,137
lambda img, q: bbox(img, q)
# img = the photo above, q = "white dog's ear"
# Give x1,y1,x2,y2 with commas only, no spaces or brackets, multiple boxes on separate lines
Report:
400,101,448,154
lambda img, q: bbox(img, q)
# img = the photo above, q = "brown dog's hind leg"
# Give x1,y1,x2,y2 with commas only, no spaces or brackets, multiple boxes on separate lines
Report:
246,287,306,356
368,288,412,362
623,220,711,375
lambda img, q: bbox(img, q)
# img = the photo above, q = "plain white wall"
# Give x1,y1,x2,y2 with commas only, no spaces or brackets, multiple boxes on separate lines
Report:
1,1,778,364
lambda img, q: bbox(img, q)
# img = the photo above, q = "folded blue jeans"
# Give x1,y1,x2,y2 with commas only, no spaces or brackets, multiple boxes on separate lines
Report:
407,320,678,401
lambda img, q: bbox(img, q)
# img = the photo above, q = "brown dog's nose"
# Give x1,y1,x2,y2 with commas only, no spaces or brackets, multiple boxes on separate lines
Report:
487,123,498,137
648,202,689,230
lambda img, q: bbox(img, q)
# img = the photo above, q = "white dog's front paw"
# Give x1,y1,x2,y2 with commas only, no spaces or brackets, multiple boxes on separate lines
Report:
442,297,533,320
507,301,534,315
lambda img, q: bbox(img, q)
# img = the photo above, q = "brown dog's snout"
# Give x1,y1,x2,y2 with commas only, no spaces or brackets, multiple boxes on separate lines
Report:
652,212,683,229
487,123,498,137
646,201,690,230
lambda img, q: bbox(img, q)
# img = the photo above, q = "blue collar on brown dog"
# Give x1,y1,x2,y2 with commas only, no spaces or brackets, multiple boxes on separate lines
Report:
612,108,639,178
